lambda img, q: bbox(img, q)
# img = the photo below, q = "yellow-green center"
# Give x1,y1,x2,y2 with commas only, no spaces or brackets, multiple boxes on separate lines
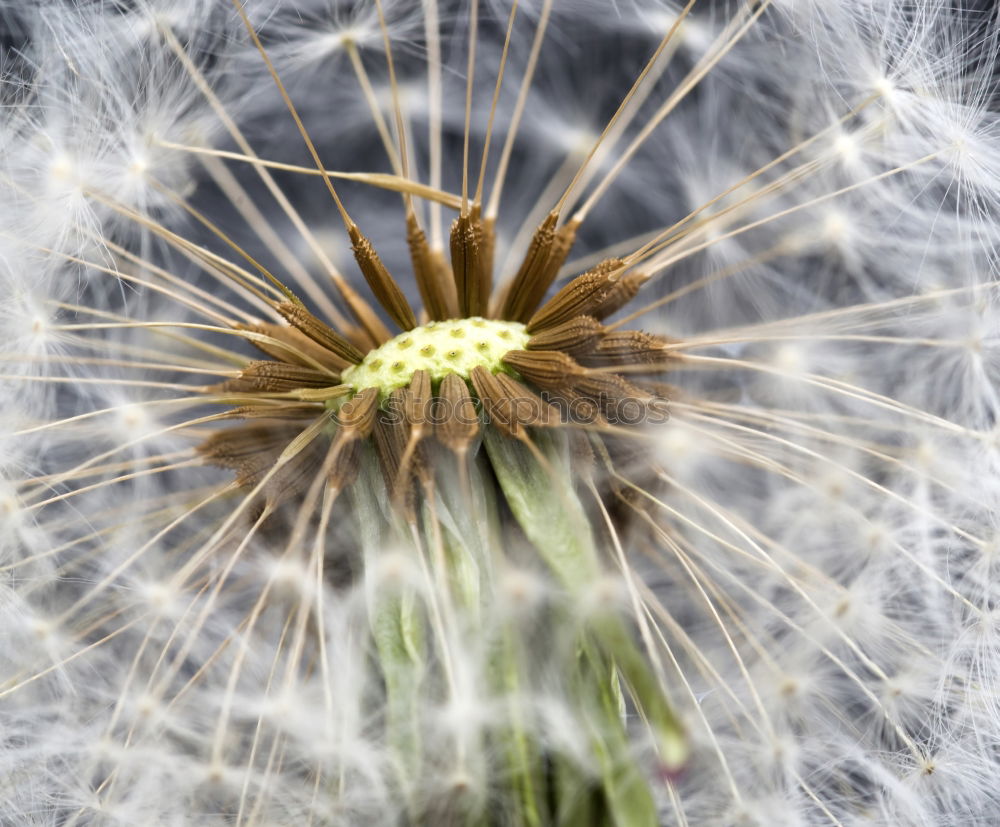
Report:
342,317,530,399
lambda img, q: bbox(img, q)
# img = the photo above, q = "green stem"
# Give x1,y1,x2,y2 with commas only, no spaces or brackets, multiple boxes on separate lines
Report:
485,428,688,820
436,457,543,826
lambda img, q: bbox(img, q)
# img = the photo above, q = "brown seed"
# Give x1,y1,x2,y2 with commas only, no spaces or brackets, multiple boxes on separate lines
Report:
326,386,380,491
275,302,366,365
450,207,489,317
526,316,604,356
469,366,517,438
198,423,292,470
590,271,649,320
577,330,675,367
374,388,409,484
499,210,557,322
470,366,557,438
552,388,606,426
374,388,423,511
436,373,479,454
502,349,581,390
240,322,349,372
404,369,432,429
572,371,647,402
494,373,562,429
349,223,418,331
218,361,336,394
291,385,353,403
226,403,326,420
393,371,434,497
529,217,580,318
527,258,625,333
407,212,458,321
570,371,660,426
336,386,380,437
197,422,321,504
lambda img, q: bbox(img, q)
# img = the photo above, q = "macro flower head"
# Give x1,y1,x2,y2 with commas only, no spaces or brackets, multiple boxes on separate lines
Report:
2,1,1000,825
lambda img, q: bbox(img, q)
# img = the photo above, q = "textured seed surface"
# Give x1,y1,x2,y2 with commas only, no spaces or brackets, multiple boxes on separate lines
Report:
343,317,530,398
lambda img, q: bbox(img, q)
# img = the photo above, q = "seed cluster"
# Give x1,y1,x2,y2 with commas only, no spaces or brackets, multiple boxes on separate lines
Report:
198,204,677,512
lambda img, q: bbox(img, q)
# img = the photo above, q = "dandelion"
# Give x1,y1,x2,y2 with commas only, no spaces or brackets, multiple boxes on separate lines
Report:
2,0,999,825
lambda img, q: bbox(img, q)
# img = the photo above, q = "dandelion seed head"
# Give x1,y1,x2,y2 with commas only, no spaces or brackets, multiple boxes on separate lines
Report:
4,0,1000,822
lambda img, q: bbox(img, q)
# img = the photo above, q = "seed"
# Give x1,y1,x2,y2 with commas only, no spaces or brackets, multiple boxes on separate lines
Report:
527,258,625,332
349,223,418,331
